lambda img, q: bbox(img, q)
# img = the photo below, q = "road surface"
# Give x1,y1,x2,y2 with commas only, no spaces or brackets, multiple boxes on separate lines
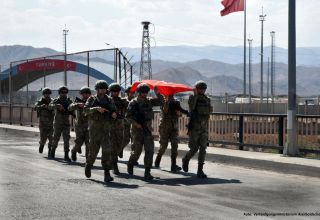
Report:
0,128,319,219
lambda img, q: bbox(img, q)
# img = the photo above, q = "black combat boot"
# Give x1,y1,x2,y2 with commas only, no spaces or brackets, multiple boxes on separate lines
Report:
71,150,77,162
48,147,51,158
182,157,189,172
104,170,114,182
154,155,161,168
49,148,56,159
64,151,71,162
85,163,92,178
39,144,44,154
171,158,182,172
127,162,134,175
197,163,207,179
113,162,120,175
118,150,123,158
144,168,154,181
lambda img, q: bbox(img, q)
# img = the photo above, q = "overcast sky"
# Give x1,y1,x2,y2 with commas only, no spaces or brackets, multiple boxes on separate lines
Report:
0,0,319,52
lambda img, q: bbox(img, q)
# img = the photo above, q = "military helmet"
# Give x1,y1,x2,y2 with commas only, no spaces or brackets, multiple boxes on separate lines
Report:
42,87,52,95
79,86,91,94
194,81,207,90
58,86,69,94
94,80,109,90
125,85,132,94
136,83,150,94
109,83,121,92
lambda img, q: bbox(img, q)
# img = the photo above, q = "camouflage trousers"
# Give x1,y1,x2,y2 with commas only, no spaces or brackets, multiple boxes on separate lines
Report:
72,125,89,158
39,124,53,148
129,126,154,169
86,121,112,171
122,119,131,150
157,119,179,160
184,121,208,164
51,123,70,152
111,119,125,164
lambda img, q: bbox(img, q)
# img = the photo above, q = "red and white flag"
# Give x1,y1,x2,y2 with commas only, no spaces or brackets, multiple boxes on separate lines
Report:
220,0,244,16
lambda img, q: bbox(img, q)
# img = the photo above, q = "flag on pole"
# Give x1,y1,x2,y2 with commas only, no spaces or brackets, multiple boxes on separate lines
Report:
220,0,244,16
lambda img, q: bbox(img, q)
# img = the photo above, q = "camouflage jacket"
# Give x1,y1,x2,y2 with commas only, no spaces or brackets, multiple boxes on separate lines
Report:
84,94,116,123
49,96,73,126
34,97,54,126
127,94,163,134
68,97,88,128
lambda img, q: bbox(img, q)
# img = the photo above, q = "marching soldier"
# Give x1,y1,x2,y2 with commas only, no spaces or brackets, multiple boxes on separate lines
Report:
109,83,127,175
119,85,134,159
182,81,212,178
68,86,91,162
84,80,117,182
34,87,54,156
49,86,73,162
154,94,189,172
126,83,163,181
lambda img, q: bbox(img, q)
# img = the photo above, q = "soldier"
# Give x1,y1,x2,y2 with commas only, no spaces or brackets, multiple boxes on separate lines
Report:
182,81,212,178
34,87,54,156
154,94,189,172
49,86,73,162
109,83,127,175
68,86,91,162
127,83,163,181
119,85,134,159
84,80,117,182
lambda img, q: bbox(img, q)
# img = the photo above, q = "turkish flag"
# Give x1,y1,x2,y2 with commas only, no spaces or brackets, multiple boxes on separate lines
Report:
130,80,193,96
220,0,244,16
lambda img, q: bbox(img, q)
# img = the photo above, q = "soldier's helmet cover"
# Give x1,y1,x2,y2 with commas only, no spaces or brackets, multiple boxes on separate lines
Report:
58,86,69,94
137,83,150,93
79,86,91,94
194,81,207,90
109,83,121,92
94,80,109,90
42,87,52,95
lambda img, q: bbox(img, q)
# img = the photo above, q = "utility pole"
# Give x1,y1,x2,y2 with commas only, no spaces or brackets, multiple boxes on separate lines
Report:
284,0,298,156
243,0,247,97
267,57,270,104
63,25,69,86
270,31,276,103
248,38,253,104
259,10,266,103
140,21,152,80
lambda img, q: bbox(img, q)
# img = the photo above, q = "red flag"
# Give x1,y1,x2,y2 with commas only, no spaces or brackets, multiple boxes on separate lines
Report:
220,0,244,16
130,80,193,96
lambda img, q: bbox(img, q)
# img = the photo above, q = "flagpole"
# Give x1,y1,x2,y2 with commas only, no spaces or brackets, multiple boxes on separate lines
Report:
243,0,247,97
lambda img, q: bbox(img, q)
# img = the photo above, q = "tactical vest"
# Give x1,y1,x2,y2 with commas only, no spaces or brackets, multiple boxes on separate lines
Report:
90,95,114,120
132,98,153,122
36,97,54,122
195,96,210,116
112,96,127,119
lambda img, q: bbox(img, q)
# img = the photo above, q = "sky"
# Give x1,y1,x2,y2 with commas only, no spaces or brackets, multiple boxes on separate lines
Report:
0,0,319,53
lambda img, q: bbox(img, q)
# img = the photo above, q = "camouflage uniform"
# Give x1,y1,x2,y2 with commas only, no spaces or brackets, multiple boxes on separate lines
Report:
127,84,163,180
122,86,134,152
155,97,188,171
34,95,54,155
49,90,73,160
182,81,212,178
109,83,128,174
84,94,116,174
122,97,132,151
68,97,90,160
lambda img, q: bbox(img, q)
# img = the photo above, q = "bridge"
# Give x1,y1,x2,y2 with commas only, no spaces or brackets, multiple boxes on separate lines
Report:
0,58,116,93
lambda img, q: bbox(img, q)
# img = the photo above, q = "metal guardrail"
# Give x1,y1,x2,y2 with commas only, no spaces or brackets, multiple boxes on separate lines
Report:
1,105,320,155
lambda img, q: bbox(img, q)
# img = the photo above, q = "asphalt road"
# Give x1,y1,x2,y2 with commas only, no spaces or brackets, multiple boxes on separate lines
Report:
0,128,319,220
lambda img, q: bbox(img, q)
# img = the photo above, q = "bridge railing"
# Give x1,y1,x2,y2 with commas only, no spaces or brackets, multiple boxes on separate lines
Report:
1,105,320,155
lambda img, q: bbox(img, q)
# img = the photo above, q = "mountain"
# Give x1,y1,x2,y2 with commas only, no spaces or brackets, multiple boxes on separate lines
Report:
0,45,60,66
125,45,320,66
